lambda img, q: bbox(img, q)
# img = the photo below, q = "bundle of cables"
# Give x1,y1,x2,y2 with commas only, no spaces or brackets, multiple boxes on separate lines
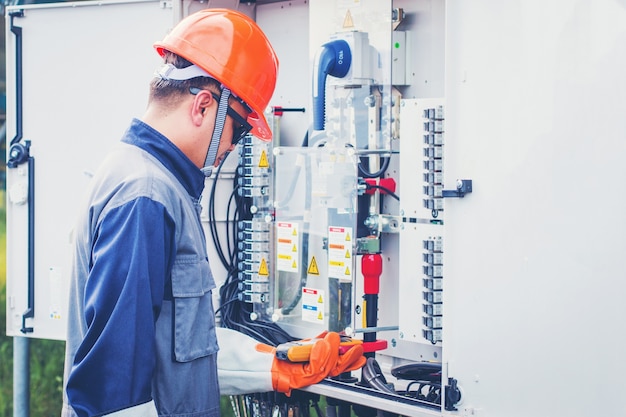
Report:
208,144,294,347
361,357,445,408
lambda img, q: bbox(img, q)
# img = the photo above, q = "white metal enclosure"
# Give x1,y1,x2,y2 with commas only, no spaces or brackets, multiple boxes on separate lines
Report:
4,0,174,340
442,1,626,415
4,0,626,415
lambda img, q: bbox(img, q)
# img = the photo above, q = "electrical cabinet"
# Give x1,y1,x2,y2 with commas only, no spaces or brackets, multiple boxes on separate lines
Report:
443,2,626,415
5,0,626,416
4,0,174,340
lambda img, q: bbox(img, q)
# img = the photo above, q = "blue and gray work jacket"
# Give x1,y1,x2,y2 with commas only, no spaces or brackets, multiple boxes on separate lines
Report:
61,119,221,417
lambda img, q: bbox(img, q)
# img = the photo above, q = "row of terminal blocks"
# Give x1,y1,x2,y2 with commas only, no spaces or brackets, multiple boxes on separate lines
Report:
423,236,443,344
237,136,272,308
422,106,444,213
423,106,444,344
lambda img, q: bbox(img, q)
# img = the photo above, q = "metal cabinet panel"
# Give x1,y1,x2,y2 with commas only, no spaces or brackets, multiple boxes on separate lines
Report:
5,0,174,340
443,1,626,415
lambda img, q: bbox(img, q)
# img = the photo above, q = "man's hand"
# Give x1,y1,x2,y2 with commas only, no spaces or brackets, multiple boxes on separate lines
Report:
256,332,366,395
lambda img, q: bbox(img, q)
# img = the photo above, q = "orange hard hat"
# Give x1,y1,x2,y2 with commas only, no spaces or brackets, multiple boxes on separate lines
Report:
154,9,279,141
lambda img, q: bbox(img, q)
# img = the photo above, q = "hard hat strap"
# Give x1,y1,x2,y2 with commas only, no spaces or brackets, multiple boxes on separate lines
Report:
201,87,231,177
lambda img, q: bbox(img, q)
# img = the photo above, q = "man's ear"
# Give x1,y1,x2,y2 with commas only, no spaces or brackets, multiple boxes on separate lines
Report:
191,90,214,126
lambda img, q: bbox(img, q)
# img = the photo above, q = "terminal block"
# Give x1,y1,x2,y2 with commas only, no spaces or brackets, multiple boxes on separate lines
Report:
399,99,445,351
422,105,445,217
423,236,443,344
237,136,273,319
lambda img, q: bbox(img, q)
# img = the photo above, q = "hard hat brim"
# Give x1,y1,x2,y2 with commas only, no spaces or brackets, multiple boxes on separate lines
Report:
248,111,272,141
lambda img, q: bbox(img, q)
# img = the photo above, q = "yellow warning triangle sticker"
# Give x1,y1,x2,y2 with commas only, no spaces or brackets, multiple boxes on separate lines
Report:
292,228,298,236
292,244,298,252
318,295,323,303
317,311,323,320
258,258,269,276
345,232,351,241
345,266,351,275
343,9,355,29
345,250,351,259
308,257,320,275
258,150,269,168
292,260,297,269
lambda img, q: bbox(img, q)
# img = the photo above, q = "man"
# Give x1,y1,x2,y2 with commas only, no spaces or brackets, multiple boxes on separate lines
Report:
61,8,364,417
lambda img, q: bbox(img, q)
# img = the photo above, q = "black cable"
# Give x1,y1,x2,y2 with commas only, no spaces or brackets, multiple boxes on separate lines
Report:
364,184,400,201
358,156,390,179
361,358,396,394
208,155,231,270
212,138,298,347
343,140,391,179
226,185,241,263
405,381,441,404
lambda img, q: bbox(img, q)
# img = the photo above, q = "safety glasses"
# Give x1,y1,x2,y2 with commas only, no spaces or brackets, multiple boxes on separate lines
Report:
190,87,252,145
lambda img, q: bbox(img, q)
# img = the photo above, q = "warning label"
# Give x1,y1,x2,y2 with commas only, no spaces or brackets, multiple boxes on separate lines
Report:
343,9,354,28
307,256,320,275
328,226,353,280
258,258,269,276
258,150,269,168
276,222,299,273
302,287,325,323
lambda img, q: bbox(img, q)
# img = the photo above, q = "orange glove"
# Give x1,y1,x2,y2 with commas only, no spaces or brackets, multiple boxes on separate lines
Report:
256,332,365,396
328,339,366,377
312,331,367,378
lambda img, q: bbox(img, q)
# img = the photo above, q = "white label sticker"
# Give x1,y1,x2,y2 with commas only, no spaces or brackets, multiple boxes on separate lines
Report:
276,222,299,273
327,226,353,280
301,287,325,323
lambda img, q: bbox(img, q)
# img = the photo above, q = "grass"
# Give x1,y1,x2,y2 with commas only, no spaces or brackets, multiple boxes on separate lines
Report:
0,199,9,416
0,194,14,417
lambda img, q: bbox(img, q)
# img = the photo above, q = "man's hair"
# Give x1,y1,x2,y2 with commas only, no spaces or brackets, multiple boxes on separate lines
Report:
149,51,221,105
